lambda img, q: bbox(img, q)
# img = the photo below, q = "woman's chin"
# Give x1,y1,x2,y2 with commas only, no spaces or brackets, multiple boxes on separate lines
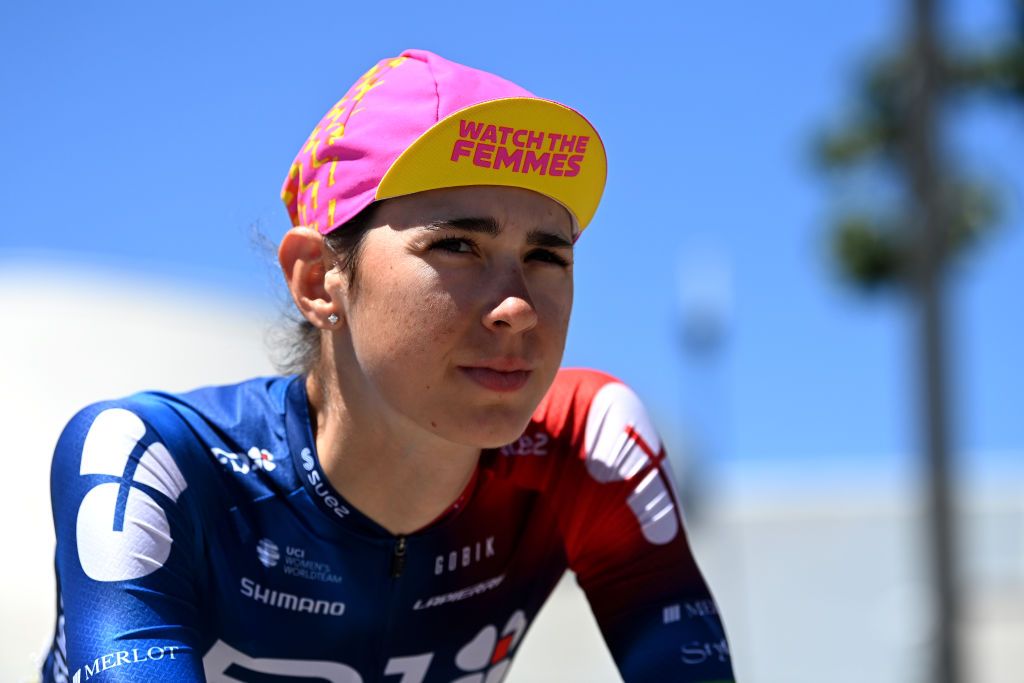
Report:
452,411,537,451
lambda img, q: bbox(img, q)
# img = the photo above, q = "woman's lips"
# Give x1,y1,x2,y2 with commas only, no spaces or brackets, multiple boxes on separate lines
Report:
459,367,532,392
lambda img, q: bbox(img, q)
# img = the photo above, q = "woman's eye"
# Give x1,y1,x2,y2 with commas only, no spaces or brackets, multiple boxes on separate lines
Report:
527,249,570,267
429,237,475,254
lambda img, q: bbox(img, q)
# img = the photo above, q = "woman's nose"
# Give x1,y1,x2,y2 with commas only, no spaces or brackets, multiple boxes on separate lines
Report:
482,295,539,334
481,270,539,334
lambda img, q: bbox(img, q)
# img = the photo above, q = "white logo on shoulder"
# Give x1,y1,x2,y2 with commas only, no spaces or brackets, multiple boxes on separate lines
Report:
212,446,276,474
583,383,680,545
76,409,188,582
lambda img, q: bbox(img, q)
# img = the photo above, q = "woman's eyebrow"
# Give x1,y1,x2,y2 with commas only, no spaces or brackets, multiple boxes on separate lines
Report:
423,217,572,249
423,217,500,235
526,230,573,249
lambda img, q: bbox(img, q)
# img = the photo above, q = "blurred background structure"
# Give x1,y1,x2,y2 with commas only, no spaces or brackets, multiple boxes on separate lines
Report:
1,2,1021,682
814,1,1023,681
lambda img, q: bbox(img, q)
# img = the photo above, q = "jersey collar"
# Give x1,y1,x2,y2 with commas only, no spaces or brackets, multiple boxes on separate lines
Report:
283,375,394,538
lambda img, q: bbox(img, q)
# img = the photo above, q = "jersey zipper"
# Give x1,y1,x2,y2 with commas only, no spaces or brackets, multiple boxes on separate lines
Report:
390,535,407,578
378,535,409,675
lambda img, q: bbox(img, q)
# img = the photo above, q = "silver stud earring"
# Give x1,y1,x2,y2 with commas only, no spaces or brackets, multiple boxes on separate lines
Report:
327,313,339,326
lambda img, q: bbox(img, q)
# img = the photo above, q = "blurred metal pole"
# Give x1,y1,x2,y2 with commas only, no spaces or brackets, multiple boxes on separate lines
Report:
676,246,732,524
908,0,962,682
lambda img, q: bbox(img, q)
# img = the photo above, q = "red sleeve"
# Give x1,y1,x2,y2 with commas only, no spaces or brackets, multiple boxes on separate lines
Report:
536,369,736,682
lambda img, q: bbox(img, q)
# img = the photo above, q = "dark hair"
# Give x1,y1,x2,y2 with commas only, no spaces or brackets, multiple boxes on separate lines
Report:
273,202,381,377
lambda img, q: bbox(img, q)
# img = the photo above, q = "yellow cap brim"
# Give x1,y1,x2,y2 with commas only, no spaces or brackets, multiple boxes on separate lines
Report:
377,98,607,230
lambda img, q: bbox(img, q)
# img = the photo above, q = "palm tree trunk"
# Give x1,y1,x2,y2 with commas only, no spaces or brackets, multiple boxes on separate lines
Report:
908,0,962,681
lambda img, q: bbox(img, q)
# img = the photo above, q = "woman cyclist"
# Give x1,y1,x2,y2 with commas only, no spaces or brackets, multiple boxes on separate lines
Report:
43,49,734,683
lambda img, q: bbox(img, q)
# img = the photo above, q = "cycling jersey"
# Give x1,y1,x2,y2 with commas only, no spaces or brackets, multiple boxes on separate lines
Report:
42,368,734,682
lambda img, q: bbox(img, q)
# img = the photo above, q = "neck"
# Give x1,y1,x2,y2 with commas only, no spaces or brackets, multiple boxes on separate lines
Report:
304,365,480,536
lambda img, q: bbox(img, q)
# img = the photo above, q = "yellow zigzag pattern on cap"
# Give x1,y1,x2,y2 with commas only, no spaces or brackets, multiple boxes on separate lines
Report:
283,57,409,230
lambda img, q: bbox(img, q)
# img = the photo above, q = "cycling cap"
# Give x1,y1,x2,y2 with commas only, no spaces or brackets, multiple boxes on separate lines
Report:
281,49,607,235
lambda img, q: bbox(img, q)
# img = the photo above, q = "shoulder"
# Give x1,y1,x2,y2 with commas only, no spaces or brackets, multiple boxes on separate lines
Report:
53,393,192,488
530,370,683,549
526,367,661,455
51,375,297,490
49,376,299,585
49,394,203,585
497,368,663,482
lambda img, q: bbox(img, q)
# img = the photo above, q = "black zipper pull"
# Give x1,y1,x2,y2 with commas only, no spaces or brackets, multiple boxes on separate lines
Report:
390,536,407,578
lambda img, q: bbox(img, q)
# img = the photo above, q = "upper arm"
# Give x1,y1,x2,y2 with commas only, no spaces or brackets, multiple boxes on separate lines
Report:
46,402,208,682
556,376,735,682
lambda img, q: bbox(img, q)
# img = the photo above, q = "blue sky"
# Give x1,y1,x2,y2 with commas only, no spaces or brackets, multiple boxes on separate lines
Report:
2,1,1020,486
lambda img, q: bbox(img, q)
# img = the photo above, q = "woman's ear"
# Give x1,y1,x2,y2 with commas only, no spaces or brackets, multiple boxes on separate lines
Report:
278,227,343,328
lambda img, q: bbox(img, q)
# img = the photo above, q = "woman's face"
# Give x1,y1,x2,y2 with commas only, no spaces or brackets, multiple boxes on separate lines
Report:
328,185,575,449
